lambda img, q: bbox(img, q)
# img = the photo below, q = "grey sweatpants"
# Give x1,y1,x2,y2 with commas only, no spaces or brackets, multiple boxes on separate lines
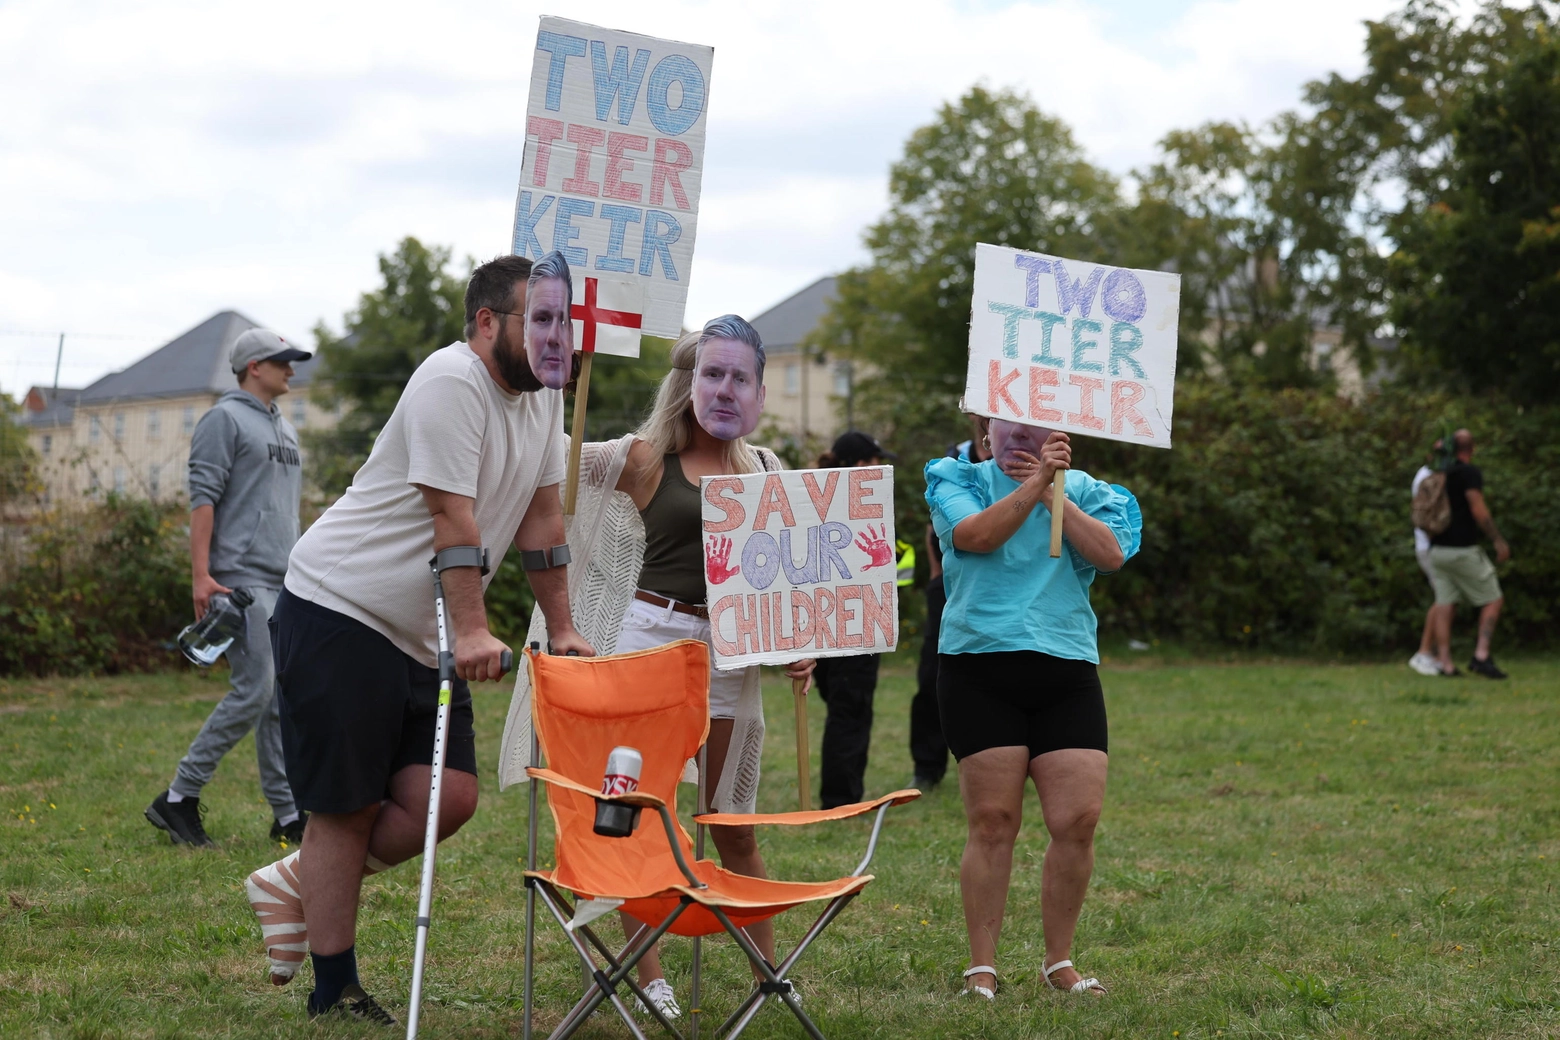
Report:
170,585,297,819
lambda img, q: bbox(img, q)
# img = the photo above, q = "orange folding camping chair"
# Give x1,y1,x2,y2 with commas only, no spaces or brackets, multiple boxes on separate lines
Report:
519,640,919,1040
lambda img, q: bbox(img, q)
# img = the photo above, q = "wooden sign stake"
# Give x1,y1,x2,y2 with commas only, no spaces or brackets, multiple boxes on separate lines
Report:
562,351,594,516
1049,470,1065,558
792,678,810,811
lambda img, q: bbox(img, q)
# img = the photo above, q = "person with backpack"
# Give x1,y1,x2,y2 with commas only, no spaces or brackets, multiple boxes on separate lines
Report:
1427,429,1511,679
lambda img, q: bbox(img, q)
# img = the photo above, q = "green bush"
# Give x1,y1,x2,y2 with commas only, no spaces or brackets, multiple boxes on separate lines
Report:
1077,384,1559,651
0,497,191,675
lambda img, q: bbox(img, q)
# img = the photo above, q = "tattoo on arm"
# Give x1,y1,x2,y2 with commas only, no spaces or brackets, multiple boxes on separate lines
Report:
1478,516,1502,542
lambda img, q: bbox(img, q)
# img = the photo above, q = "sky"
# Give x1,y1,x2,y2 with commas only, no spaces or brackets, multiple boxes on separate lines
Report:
0,0,1405,397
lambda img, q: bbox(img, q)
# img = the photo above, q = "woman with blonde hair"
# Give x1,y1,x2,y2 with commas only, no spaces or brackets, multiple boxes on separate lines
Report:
499,314,814,1019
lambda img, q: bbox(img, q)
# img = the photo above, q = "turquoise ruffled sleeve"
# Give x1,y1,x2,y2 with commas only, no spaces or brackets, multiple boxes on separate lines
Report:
1069,475,1143,570
924,457,991,545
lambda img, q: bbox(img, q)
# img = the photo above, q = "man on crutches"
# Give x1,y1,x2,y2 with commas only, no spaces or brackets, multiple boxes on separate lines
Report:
244,251,594,1025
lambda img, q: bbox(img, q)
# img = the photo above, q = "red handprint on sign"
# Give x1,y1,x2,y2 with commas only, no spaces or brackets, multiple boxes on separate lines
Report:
855,524,894,570
705,535,742,584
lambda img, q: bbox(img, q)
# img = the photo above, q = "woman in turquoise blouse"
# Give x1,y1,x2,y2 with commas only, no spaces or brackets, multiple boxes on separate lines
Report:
925,418,1142,1000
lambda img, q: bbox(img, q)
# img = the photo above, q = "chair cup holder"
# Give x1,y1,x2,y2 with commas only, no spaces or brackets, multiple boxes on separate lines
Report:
593,799,641,838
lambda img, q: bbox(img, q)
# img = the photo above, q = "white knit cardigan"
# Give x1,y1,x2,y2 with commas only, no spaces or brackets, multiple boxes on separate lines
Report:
497,435,775,815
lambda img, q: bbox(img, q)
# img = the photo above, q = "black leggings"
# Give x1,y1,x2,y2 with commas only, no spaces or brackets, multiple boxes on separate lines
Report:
936,651,1107,761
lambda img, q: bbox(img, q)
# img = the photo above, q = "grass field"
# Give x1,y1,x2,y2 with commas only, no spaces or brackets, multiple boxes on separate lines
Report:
3,648,1559,1039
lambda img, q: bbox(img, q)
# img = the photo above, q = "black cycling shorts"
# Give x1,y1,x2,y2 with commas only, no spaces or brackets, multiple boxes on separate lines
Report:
270,588,477,814
936,650,1107,762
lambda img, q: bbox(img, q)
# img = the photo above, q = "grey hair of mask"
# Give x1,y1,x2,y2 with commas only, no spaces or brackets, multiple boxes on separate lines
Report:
526,250,574,310
698,313,766,382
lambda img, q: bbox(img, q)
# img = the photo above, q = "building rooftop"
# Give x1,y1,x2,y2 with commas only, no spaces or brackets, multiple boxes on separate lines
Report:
21,311,317,427
20,387,84,429
750,276,837,354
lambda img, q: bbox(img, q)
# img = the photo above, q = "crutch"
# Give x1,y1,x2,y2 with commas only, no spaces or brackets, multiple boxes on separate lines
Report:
408,547,511,1040
522,639,578,1040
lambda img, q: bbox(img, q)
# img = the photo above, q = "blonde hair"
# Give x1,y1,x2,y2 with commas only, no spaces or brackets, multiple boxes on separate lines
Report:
634,329,760,474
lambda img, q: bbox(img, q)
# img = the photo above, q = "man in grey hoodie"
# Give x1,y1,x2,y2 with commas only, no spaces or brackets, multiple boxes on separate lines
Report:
144,328,311,847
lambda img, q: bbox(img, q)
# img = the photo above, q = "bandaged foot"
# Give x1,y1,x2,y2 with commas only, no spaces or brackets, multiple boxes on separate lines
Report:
247,851,307,985
246,851,391,985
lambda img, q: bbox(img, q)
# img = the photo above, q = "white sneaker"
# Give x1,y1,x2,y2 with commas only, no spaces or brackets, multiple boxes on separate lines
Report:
1408,652,1441,676
636,977,681,1020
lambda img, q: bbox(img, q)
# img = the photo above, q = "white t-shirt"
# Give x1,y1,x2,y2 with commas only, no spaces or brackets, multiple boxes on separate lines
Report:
1411,464,1433,553
286,343,566,665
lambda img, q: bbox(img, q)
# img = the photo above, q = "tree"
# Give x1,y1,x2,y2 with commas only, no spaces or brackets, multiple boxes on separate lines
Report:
305,238,469,496
814,86,1123,487
1297,0,1560,400
1386,10,1560,401
0,393,39,512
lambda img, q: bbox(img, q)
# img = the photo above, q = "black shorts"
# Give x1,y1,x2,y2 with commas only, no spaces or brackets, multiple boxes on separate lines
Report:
270,588,477,814
936,651,1107,762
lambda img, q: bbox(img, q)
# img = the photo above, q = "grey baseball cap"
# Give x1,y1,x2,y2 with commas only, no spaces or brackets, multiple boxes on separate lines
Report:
230,328,311,373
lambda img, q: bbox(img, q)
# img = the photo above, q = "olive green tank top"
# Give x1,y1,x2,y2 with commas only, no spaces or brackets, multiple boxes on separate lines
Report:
637,454,708,604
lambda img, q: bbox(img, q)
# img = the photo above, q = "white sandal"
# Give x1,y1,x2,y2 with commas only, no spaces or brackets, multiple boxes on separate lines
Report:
961,965,996,1000
1043,958,1105,995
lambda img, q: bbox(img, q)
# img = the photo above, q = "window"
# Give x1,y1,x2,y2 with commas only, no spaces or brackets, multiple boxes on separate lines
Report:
833,365,851,397
148,463,161,498
182,405,195,434
784,363,800,396
147,409,161,439
90,415,101,442
88,471,100,493
113,466,125,494
113,412,125,440
292,398,307,425
41,434,52,456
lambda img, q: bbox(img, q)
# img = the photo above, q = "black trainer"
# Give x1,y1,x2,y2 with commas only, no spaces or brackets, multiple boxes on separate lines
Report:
269,811,309,844
144,791,214,847
309,983,398,1026
1469,655,1508,680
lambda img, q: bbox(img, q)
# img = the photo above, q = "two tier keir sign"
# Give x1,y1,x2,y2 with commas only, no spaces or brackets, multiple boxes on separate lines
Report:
513,16,713,345
965,243,1181,448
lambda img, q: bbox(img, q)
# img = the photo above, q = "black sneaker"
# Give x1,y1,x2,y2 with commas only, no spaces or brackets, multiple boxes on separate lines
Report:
145,791,214,847
1469,656,1508,680
269,812,308,844
911,773,941,792
309,983,398,1026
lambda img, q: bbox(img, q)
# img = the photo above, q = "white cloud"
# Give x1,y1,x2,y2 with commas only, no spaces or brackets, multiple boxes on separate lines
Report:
0,0,1400,394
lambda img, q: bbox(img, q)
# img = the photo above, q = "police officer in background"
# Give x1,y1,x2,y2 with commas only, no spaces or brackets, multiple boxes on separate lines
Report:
814,431,894,809
910,415,992,791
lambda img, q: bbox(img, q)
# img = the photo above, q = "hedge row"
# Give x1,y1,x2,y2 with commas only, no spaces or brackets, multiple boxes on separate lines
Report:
0,498,191,675
1077,384,1558,651
2,386,1553,675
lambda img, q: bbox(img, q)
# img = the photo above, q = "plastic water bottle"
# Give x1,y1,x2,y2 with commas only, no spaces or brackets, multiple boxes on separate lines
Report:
177,588,255,667
594,746,643,838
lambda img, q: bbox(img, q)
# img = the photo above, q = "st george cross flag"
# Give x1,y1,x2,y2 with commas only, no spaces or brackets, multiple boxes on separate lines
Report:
571,275,644,358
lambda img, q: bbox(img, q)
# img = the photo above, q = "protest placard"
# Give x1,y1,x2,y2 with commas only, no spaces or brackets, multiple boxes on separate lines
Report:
513,16,713,351
700,467,899,671
965,243,1181,449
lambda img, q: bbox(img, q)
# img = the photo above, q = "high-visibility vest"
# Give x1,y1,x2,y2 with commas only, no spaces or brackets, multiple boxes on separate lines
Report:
895,540,915,587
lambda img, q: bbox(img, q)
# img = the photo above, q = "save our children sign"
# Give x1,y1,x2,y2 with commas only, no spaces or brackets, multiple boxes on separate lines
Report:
512,17,713,351
965,243,1181,447
701,469,899,670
